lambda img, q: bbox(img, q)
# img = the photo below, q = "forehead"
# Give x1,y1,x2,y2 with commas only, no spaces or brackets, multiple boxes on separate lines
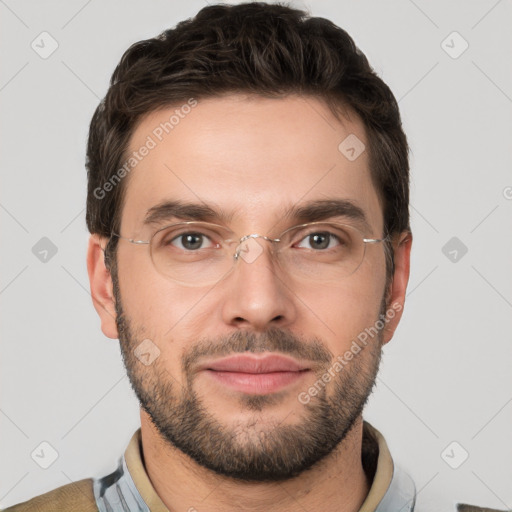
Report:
120,94,383,235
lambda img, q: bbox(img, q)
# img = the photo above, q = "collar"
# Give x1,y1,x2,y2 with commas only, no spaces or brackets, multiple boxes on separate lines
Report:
360,422,416,512
93,421,415,512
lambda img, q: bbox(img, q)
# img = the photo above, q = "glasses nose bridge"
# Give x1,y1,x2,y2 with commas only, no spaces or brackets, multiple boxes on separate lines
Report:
233,233,281,261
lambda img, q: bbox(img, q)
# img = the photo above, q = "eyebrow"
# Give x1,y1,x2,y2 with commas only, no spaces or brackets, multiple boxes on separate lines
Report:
143,198,372,232
282,199,370,231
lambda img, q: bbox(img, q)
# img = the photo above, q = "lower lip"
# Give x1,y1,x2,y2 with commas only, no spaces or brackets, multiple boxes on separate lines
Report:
204,369,310,394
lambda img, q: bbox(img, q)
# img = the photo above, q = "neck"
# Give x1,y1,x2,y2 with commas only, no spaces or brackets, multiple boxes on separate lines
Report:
140,411,371,512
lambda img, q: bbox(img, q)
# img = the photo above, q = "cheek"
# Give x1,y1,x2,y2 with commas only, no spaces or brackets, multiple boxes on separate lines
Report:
116,249,204,340
303,268,386,355
116,264,204,385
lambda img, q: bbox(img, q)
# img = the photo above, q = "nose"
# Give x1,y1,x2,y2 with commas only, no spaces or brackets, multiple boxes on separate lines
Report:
220,236,297,331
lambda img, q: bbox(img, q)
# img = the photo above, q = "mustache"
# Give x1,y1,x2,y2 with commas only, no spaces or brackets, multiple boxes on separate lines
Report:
182,327,333,374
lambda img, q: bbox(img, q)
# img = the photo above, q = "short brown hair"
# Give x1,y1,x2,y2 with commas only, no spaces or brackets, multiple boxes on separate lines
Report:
86,2,410,279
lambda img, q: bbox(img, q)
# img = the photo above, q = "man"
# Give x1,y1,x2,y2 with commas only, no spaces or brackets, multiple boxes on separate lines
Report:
3,3,499,512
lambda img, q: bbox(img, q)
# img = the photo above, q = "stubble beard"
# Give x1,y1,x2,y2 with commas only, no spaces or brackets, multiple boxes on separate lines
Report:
112,270,385,482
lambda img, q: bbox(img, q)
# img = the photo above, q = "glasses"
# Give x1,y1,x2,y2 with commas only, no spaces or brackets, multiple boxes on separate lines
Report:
111,221,388,286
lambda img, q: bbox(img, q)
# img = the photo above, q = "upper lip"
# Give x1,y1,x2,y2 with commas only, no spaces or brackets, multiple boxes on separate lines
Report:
199,354,310,373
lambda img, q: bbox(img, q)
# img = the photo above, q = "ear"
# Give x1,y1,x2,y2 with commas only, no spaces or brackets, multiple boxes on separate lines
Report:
86,234,119,339
382,231,412,345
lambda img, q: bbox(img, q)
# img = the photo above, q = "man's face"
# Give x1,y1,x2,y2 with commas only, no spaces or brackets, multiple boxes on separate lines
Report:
109,95,391,481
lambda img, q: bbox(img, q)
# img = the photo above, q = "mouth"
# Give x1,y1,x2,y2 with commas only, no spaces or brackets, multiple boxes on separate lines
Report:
199,354,312,395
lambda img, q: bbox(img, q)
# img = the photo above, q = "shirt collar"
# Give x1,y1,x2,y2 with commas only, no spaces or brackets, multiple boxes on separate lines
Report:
93,421,415,512
359,422,416,512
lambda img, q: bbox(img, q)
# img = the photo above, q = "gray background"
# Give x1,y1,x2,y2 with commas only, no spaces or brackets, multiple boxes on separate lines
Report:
1,0,511,510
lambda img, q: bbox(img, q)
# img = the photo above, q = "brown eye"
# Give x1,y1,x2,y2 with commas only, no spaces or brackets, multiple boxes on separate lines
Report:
171,232,209,251
309,233,331,249
157,227,217,251
296,231,342,250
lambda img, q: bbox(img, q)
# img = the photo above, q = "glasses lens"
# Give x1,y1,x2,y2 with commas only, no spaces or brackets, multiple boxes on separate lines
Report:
148,221,368,285
150,222,234,285
277,222,366,280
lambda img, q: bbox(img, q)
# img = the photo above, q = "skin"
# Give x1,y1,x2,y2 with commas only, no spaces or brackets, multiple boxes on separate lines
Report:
87,94,412,512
